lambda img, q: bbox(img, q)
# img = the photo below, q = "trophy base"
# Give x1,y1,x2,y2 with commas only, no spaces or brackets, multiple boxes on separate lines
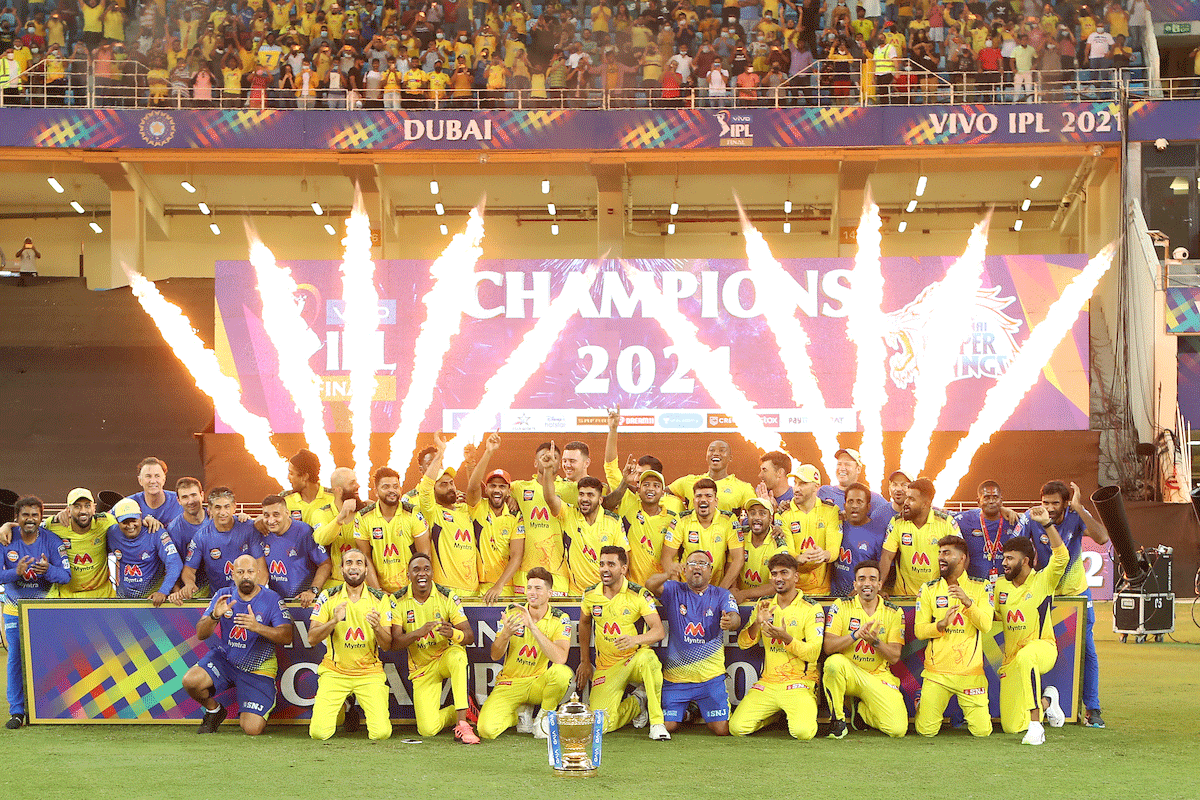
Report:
553,768,598,778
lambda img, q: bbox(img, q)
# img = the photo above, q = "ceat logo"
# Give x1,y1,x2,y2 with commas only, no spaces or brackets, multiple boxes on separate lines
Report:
1006,610,1025,624
74,553,93,565
683,622,705,637
912,552,931,566
529,507,550,522
518,644,538,659
854,639,876,654
454,529,472,543
602,622,622,635
229,626,247,641
345,627,366,641
523,490,535,502
123,564,143,578
838,548,851,564
383,543,401,557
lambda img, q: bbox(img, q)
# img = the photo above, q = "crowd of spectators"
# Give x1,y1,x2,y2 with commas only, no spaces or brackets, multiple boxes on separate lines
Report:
0,0,1151,108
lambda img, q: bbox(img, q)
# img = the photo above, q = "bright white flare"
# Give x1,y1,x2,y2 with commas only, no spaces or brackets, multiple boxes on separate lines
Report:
898,215,991,479
625,262,787,457
933,243,1117,504
388,206,486,469
127,270,288,488
247,233,337,484
737,202,836,477
845,193,887,489
443,266,601,468
339,195,381,475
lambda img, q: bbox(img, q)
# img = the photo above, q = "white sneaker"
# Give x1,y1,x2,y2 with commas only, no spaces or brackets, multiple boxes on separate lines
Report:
630,687,649,729
1021,722,1046,745
649,723,671,741
516,705,536,734
1042,686,1065,728
533,709,550,740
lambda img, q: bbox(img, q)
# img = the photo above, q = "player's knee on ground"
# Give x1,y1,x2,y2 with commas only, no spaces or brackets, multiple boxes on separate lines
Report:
240,714,267,736
367,720,393,741
914,704,943,737
309,718,336,740
708,720,730,736
476,715,507,740
878,716,908,738
787,714,817,741
727,714,753,737
416,713,446,738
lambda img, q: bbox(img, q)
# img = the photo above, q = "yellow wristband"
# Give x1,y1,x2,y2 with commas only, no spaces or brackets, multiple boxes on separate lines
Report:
451,627,465,644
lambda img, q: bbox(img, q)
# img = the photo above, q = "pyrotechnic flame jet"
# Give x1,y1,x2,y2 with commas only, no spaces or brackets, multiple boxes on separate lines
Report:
246,224,337,484
126,269,289,488
622,261,787,456
442,265,601,468
845,190,886,489
388,204,486,470
339,188,381,475
898,213,992,480
933,242,1118,504
736,197,836,476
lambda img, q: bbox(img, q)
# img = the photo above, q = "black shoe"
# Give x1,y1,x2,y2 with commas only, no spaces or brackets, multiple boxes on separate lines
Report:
196,704,227,734
344,704,362,733
5,714,25,730
1083,709,1106,729
827,718,848,739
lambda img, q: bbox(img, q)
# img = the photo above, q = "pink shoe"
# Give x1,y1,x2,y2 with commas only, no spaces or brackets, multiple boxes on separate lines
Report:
454,720,481,744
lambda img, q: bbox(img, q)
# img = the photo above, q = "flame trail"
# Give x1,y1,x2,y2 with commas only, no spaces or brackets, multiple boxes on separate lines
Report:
127,270,288,488
933,243,1118,504
442,266,600,468
845,192,887,489
339,193,381,475
624,262,787,456
736,201,837,476
247,232,337,483
387,206,485,469
898,215,991,479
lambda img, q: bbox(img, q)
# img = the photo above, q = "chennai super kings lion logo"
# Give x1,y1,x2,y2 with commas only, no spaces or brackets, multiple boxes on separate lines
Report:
881,285,1022,389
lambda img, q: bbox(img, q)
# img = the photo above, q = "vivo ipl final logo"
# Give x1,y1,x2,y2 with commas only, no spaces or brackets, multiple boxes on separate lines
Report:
715,112,753,146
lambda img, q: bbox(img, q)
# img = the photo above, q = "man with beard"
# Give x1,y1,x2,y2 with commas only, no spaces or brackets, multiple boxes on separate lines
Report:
822,560,907,739
577,546,668,740
603,405,683,517
661,479,744,590
466,433,526,603
728,553,824,740
390,552,479,743
778,464,841,596
560,441,601,495
259,494,330,606
955,481,1024,584
735,497,792,603
125,457,184,526
183,555,293,735
756,451,795,508
604,463,678,586
541,449,627,594
878,478,958,595
668,439,755,513
913,535,994,737
829,484,890,598
307,549,395,741
509,442,570,594
283,449,337,529
994,507,1068,745
181,488,267,597
885,470,910,517
816,449,890,527
418,435,480,596
106,499,183,606
167,478,209,596
646,550,740,735
42,488,115,598
355,467,429,594
313,467,373,590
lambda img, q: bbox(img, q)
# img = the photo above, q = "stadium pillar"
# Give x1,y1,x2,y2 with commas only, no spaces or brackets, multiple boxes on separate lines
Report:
834,161,875,257
592,160,626,257
84,160,169,289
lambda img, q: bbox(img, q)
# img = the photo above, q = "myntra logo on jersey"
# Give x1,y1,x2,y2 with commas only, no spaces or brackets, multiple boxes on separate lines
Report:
683,622,705,638
602,622,622,635
73,553,93,565
123,564,143,577
383,543,401,557
269,561,287,576
1006,610,1025,624
229,626,247,641
528,507,550,522
345,627,366,641
912,552,930,566
453,529,472,543
518,645,538,659
854,639,876,655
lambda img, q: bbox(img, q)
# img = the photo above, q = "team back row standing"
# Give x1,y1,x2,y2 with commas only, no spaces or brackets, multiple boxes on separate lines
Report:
0,408,1110,743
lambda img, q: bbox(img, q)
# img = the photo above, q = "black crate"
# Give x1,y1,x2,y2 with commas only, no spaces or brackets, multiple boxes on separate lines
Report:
1113,592,1175,636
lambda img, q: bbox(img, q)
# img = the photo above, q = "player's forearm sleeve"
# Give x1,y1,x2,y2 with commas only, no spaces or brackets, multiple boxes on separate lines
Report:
965,595,993,631
736,622,756,650
313,519,345,547
160,546,184,592
786,614,822,661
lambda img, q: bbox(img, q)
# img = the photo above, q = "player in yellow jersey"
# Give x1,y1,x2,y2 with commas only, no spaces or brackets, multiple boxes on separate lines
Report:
44,489,115,598
667,439,756,513
418,435,480,595
914,535,995,737
466,433,526,603
312,467,372,588
509,442,570,594
823,560,907,739
603,462,679,586
995,505,1069,744
603,406,683,516
355,467,429,593
390,552,479,743
879,478,959,595
728,553,824,740
735,498,793,602
778,464,842,595
308,549,395,741
282,449,338,528
476,567,573,739
576,546,668,740
661,479,745,589
543,467,627,594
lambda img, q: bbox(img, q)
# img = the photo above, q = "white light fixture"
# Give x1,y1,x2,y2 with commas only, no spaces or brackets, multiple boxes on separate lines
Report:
541,179,550,194
667,222,676,235
47,177,64,193
198,202,211,215
209,222,221,235
547,203,556,216
181,180,196,193
670,202,679,216
915,175,927,197
898,220,908,232
439,224,449,235
1029,175,1042,189
1021,198,1031,211
89,221,103,234
1013,219,1023,232
324,223,336,235
551,223,559,235
783,221,792,234
70,201,85,214
434,202,445,216
906,199,918,213
429,180,439,195
783,200,792,214
311,202,324,216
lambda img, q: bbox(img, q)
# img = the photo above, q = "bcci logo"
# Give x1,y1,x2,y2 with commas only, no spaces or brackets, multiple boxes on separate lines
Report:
139,111,176,147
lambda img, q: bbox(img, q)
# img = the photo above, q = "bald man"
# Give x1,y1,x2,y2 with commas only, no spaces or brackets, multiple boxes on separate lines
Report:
668,440,756,513
313,467,373,589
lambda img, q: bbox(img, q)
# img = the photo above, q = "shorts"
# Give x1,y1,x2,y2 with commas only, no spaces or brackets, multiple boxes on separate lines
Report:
200,651,277,719
661,675,729,722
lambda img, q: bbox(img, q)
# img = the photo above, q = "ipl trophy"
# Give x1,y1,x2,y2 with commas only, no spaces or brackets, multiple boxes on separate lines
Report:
546,694,605,777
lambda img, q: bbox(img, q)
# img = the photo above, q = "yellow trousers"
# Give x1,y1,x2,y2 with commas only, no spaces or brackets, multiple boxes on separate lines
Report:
728,680,818,740
309,667,392,741
915,672,991,737
410,645,470,737
589,648,664,732
998,639,1057,734
477,664,572,740
822,653,908,738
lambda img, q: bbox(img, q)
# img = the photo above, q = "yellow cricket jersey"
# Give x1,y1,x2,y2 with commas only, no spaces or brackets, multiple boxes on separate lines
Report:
737,594,824,684
883,509,959,595
510,477,570,580
469,502,525,592
619,501,677,586
353,501,427,593
311,584,394,676
285,487,338,529
417,476,479,595
668,473,756,513
581,579,657,670
45,513,116,598
391,583,468,678
603,460,684,515
664,510,744,586
558,505,628,594
994,543,1068,665
779,499,842,594
914,576,995,677
740,530,794,589
313,517,359,586
825,594,904,675
497,604,572,680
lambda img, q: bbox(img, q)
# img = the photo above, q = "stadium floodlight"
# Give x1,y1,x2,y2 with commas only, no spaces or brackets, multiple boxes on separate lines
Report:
1030,174,1042,189
311,202,324,216
906,199,918,213
209,222,221,235
783,221,791,234
548,203,557,216
89,221,103,234
1021,198,1031,211
551,223,559,235
915,175,927,197
198,202,211,215
47,177,64,193
180,180,197,193
783,200,792,214
898,220,907,232
435,202,445,216
324,223,336,235
1013,219,1023,231
439,224,449,235
70,201,85,214
541,179,550,194
670,202,679,216
429,180,439,195
667,223,676,235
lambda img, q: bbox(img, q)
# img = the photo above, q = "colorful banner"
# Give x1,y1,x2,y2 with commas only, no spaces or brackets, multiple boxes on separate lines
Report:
214,257,1092,436
0,103,1137,151
1165,287,1200,334
22,598,1083,725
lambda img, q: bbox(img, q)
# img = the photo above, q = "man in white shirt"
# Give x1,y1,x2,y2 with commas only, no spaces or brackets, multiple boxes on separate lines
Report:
707,58,729,106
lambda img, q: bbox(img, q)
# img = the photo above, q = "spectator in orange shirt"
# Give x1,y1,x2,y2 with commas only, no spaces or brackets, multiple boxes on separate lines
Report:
735,62,759,105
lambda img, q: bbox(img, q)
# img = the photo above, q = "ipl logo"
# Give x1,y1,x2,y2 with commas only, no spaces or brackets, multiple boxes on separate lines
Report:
715,112,753,146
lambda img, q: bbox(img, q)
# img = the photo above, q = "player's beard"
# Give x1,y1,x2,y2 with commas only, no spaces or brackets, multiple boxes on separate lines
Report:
237,578,256,595
344,571,366,587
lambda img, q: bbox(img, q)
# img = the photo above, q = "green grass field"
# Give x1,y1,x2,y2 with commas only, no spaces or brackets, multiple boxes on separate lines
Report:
2,603,1197,800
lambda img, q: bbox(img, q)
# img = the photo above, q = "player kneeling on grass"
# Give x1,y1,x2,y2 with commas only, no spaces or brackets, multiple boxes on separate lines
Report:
476,567,573,740
308,548,396,741
577,545,670,741
183,554,293,735
995,506,1069,745
822,560,907,739
390,552,480,744
727,553,824,740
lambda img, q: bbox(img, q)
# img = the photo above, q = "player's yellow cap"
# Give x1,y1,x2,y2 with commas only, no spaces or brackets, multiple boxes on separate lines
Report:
789,464,821,485
111,498,142,522
639,469,665,485
66,488,95,505
744,497,773,514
